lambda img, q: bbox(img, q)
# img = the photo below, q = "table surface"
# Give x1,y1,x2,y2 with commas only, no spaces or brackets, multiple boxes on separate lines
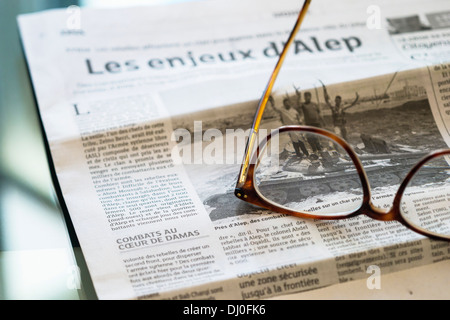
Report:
1,0,449,300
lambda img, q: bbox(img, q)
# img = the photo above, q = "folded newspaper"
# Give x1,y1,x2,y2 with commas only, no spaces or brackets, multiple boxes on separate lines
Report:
18,0,450,299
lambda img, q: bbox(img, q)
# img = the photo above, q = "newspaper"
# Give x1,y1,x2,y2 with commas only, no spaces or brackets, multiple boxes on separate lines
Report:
17,0,450,300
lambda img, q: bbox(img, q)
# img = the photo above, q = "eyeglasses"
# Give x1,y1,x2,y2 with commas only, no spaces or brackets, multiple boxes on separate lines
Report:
235,0,450,241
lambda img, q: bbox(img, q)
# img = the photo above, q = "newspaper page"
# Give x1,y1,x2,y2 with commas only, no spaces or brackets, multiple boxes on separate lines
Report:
17,0,450,300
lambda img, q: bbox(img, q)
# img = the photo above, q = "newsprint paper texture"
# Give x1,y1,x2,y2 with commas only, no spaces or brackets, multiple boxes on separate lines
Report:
18,0,450,299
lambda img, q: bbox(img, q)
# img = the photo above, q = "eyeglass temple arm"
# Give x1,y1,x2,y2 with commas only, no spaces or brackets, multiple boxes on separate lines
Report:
237,0,312,187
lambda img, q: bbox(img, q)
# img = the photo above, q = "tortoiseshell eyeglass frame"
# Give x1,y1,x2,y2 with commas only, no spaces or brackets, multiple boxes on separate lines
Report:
234,0,450,241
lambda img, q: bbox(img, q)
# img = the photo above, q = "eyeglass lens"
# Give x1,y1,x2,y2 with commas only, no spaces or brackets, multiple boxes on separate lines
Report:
400,154,450,237
254,130,364,216
254,129,450,238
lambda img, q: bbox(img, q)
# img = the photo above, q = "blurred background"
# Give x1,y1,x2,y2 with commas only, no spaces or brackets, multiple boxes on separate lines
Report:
0,0,188,300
